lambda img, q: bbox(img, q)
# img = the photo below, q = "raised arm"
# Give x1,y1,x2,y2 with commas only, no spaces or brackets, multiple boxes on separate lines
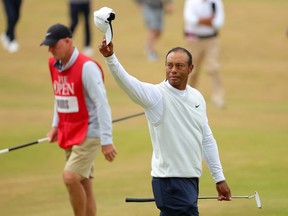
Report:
98,39,162,109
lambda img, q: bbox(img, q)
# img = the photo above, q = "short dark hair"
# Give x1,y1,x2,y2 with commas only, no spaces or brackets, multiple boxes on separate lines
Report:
165,47,193,66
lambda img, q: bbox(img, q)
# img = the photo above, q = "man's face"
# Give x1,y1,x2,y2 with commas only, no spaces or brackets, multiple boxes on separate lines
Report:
165,51,193,90
48,38,71,60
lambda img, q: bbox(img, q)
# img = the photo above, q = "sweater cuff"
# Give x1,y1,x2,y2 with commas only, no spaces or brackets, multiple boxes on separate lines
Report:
213,172,225,183
105,53,116,64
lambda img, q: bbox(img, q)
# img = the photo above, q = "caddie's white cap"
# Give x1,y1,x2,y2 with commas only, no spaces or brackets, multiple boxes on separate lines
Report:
94,7,115,44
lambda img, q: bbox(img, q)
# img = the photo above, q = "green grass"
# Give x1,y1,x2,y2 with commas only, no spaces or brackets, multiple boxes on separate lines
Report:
0,0,287,215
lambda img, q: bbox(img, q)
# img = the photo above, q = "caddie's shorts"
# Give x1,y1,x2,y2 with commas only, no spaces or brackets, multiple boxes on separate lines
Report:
64,138,100,179
152,177,199,216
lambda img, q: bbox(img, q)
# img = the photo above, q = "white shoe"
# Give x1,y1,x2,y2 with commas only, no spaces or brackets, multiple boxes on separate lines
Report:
212,99,226,109
7,40,19,53
83,46,94,57
147,50,158,62
1,33,9,49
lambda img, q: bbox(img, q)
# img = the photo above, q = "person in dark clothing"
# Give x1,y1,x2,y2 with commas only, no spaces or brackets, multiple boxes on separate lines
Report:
1,0,22,53
68,0,94,56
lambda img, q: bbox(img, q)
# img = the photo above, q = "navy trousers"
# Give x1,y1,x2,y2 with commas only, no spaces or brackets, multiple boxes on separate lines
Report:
152,177,199,216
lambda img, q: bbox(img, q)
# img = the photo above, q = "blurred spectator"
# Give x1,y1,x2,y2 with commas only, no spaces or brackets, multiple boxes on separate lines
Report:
1,0,22,53
134,0,173,61
68,0,94,56
184,0,226,108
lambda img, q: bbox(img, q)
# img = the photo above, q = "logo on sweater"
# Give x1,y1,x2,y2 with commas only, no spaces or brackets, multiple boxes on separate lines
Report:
195,104,200,108
54,76,75,95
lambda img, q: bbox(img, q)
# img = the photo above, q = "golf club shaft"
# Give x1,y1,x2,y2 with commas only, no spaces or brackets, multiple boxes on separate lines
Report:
126,198,155,202
126,195,251,202
112,112,144,123
198,196,250,199
0,112,145,154
0,137,50,154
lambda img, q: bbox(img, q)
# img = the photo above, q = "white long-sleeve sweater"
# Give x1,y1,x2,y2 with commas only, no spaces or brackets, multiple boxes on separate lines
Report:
105,54,225,183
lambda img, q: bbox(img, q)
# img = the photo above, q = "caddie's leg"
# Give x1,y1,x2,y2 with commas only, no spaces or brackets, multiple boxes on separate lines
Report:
63,171,86,216
63,138,100,216
82,178,96,216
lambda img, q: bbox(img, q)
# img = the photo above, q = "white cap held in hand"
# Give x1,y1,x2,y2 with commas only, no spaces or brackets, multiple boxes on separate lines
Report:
94,7,115,44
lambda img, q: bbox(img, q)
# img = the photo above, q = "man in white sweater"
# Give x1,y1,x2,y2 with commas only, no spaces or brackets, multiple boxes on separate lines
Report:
98,40,231,215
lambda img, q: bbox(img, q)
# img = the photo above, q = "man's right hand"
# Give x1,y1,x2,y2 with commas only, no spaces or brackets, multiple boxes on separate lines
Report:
216,180,232,201
98,39,114,57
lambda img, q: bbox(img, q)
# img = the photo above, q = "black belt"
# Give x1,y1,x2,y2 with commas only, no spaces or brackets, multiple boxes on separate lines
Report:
184,32,218,39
